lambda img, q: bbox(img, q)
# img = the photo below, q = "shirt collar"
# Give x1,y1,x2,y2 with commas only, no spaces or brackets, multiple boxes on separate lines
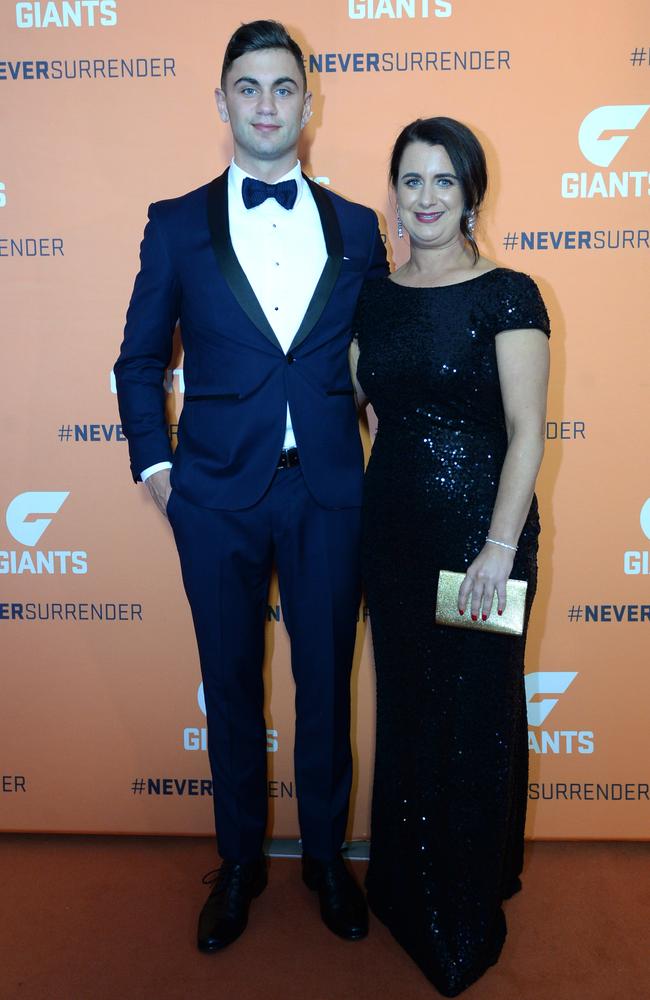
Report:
229,158,305,209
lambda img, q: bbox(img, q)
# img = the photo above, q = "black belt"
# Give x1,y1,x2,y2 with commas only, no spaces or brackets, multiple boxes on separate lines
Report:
277,447,300,470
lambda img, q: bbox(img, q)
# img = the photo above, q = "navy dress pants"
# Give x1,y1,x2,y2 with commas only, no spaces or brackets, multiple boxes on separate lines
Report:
167,465,361,863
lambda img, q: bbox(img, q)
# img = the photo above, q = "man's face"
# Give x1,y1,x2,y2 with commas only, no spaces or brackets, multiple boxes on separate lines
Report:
216,48,312,173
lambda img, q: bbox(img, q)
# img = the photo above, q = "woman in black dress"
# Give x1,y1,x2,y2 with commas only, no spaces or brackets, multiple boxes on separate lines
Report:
351,118,550,996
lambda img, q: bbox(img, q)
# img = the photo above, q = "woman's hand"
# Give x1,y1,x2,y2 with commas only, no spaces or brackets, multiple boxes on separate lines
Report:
457,543,515,621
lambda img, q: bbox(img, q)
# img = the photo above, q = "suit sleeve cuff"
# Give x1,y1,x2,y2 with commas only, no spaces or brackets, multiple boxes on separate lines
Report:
140,461,173,482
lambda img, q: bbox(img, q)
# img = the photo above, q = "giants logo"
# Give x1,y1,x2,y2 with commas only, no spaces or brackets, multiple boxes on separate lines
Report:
6,490,69,546
15,1,117,27
562,104,650,199
525,672,594,754
1,491,87,574
624,498,650,575
348,0,452,18
183,682,278,753
578,105,649,167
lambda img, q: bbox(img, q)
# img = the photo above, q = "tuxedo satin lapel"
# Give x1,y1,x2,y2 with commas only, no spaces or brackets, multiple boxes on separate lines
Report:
206,171,283,352
288,177,344,353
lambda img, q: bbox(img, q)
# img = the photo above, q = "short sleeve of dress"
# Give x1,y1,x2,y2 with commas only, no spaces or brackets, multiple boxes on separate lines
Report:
493,270,550,338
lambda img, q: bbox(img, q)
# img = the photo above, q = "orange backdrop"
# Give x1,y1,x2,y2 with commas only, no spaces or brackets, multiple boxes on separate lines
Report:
2,0,649,840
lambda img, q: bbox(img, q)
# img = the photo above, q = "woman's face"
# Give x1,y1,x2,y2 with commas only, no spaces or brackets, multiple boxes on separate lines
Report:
395,141,466,248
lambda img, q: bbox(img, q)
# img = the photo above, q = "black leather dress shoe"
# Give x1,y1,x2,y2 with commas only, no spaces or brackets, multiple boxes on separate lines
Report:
197,856,267,953
302,853,368,941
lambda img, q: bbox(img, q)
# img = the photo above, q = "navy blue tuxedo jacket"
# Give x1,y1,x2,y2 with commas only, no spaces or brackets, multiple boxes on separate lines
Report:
115,168,388,510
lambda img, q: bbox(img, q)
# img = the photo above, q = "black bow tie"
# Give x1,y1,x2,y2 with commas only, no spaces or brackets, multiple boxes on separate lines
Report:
241,177,298,211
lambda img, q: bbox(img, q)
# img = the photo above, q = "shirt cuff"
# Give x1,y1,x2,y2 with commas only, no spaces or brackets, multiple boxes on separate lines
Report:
140,461,172,482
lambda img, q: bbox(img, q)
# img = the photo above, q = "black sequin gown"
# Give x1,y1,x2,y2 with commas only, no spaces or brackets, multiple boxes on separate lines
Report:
356,268,550,997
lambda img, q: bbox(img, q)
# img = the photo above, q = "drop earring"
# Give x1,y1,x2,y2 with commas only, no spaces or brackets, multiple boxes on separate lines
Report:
466,210,476,236
397,209,404,239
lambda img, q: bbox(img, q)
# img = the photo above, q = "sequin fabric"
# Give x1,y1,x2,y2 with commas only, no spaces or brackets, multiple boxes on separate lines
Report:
356,268,550,997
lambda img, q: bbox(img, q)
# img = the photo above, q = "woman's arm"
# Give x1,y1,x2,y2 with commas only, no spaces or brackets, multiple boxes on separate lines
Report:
348,339,368,410
458,327,550,620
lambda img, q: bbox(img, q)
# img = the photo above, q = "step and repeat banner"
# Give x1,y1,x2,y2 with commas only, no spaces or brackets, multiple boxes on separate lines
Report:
2,1,649,840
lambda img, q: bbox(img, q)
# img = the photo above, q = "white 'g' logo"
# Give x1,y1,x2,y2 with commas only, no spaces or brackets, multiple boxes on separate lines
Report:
640,498,650,541
525,672,578,727
578,105,650,168
5,491,70,546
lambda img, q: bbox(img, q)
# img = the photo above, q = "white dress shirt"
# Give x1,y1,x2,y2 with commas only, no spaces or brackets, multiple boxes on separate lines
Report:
141,159,327,481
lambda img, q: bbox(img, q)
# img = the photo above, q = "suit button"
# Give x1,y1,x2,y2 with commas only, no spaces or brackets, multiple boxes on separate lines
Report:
286,353,295,364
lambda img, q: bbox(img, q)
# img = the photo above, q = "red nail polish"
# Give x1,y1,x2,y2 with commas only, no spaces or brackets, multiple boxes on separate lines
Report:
459,609,465,616
498,609,503,616
471,614,478,622
481,613,487,621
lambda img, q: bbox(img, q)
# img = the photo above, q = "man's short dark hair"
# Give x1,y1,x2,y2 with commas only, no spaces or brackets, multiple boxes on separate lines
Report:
221,20,307,89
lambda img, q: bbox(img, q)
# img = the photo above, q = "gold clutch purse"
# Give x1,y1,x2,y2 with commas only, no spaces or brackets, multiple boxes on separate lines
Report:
435,570,528,636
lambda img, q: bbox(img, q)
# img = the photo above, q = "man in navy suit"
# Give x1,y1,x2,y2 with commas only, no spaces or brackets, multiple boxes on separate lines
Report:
114,20,387,952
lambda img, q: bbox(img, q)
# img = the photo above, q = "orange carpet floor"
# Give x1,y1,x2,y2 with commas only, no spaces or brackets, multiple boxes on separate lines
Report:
1,836,648,1000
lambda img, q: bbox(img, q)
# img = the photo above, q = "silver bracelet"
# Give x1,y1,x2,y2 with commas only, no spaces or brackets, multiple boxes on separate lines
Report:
486,536,518,552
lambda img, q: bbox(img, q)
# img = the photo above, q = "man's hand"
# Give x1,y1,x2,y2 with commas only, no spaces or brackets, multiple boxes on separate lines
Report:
145,468,172,518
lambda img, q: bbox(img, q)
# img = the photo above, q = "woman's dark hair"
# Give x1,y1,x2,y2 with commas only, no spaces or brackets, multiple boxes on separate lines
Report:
221,20,307,90
389,117,488,262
